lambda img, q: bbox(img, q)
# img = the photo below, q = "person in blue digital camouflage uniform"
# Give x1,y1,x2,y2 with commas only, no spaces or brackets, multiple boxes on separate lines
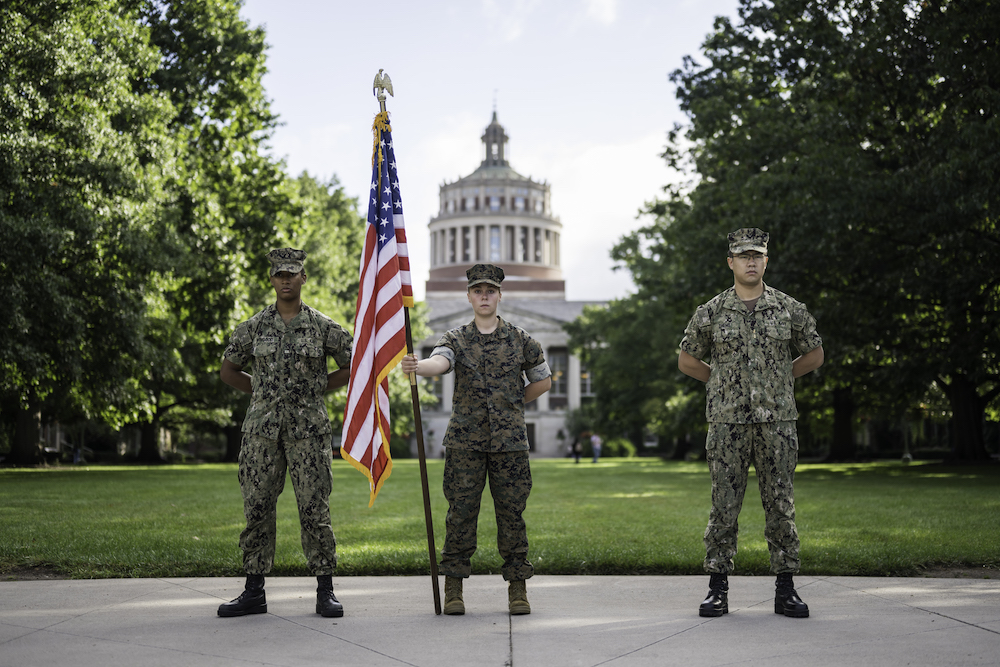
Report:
217,248,353,619
678,229,824,619
401,263,551,616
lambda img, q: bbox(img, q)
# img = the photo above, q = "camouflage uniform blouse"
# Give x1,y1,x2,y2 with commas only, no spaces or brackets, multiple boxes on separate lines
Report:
679,284,822,424
223,304,353,440
431,317,551,453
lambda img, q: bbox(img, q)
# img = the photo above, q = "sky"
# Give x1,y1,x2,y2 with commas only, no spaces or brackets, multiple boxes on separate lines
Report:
239,0,743,302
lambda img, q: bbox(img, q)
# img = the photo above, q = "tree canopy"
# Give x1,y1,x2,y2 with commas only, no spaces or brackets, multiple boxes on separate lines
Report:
1,0,174,460
570,0,999,462
0,0,425,464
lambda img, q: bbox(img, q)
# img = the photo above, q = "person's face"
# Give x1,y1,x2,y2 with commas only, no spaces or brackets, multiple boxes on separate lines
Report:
467,283,500,316
270,270,306,301
727,251,768,287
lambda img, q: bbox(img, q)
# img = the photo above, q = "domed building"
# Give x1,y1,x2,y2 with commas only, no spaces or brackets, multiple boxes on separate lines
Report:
414,112,605,458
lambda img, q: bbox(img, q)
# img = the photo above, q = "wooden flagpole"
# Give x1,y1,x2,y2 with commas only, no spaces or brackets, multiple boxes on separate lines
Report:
374,71,441,615
403,310,441,615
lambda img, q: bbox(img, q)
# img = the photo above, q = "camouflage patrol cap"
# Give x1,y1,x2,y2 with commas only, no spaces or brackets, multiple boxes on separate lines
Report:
728,228,769,255
466,263,504,289
266,248,307,276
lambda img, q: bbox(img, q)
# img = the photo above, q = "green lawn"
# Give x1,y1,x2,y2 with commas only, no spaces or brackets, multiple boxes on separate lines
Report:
1,459,997,579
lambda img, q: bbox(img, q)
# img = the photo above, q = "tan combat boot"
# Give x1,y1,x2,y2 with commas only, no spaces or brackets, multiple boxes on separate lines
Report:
508,579,530,615
443,576,465,615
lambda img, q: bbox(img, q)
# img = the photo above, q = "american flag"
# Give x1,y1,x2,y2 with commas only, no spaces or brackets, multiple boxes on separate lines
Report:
341,112,413,506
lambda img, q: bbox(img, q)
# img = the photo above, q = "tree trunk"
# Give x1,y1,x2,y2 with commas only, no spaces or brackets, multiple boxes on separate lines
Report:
137,418,165,463
670,436,691,461
946,373,989,462
12,399,43,466
826,386,856,461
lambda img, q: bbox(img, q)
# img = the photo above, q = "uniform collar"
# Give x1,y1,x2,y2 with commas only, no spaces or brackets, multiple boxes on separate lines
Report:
723,283,775,311
265,302,311,327
465,316,510,340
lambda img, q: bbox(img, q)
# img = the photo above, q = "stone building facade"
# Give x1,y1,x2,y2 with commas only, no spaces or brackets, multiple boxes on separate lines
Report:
414,112,605,458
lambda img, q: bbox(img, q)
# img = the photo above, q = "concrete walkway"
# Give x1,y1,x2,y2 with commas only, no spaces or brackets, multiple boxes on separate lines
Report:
2,575,998,666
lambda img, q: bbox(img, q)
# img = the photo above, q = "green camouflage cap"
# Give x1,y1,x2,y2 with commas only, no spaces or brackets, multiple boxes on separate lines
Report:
466,263,504,289
728,228,769,255
267,248,307,276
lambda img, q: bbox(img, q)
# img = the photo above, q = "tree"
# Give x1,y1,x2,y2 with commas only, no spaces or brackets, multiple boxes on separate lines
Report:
573,0,999,461
0,0,173,463
666,0,1000,461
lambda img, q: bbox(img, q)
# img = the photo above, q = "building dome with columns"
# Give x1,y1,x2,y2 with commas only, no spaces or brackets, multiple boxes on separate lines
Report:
426,111,565,299
415,112,606,459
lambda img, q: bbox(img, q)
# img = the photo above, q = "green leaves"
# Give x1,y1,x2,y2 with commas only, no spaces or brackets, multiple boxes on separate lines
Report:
571,0,1000,459
0,1,383,462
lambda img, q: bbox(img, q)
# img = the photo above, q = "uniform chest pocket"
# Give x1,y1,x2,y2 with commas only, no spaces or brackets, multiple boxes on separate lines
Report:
763,318,792,341
295,340,324,358
458,355,481,372
711,324,742,361
500,362,524,378
253,339,278,358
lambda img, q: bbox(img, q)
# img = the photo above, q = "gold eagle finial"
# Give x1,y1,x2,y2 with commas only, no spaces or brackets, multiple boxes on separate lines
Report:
373,69,393,100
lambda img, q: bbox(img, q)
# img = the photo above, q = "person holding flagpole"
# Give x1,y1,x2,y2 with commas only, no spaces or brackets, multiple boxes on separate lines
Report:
401,264,551,616
217,248,353,619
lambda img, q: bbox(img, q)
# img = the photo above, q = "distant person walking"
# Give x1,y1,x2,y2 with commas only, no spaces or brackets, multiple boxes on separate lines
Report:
590,433,603,463
217,248,353,619
678,228,824,619
401,264,551,616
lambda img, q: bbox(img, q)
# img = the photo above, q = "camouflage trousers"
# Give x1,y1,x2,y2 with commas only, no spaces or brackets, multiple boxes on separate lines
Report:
703,421,800,575
237,432,337,576
440,448,533,582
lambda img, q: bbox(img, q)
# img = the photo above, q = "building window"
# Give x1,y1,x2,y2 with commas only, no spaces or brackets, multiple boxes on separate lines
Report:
580,364,595,402
534,228,542,263
519,227,529,262
506,226,516,261
462,226,470,262
490,226,501,262
514,196,524,211
490,196,500,212
549,347,568,409
448,227,456,263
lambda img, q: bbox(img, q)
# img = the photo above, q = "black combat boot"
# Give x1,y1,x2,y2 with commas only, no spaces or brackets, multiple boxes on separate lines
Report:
775,573,809,618
698,573,729,617
218,574,266,617
316,575,344,617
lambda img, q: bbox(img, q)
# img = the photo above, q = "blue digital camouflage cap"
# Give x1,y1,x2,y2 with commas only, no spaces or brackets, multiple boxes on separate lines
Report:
266,248,306,276
466,263,504,289
728,228,769,255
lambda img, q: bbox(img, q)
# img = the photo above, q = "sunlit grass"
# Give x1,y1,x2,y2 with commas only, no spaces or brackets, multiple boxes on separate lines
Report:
1,459,997,578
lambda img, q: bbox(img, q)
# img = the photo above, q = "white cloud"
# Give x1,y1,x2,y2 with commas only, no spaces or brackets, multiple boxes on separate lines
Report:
481,0,543,41
585,0,618,24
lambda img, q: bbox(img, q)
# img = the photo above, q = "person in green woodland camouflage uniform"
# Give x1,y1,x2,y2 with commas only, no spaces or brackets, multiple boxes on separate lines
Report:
401,263,551,616
217,248,353,619
678,228,825,619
